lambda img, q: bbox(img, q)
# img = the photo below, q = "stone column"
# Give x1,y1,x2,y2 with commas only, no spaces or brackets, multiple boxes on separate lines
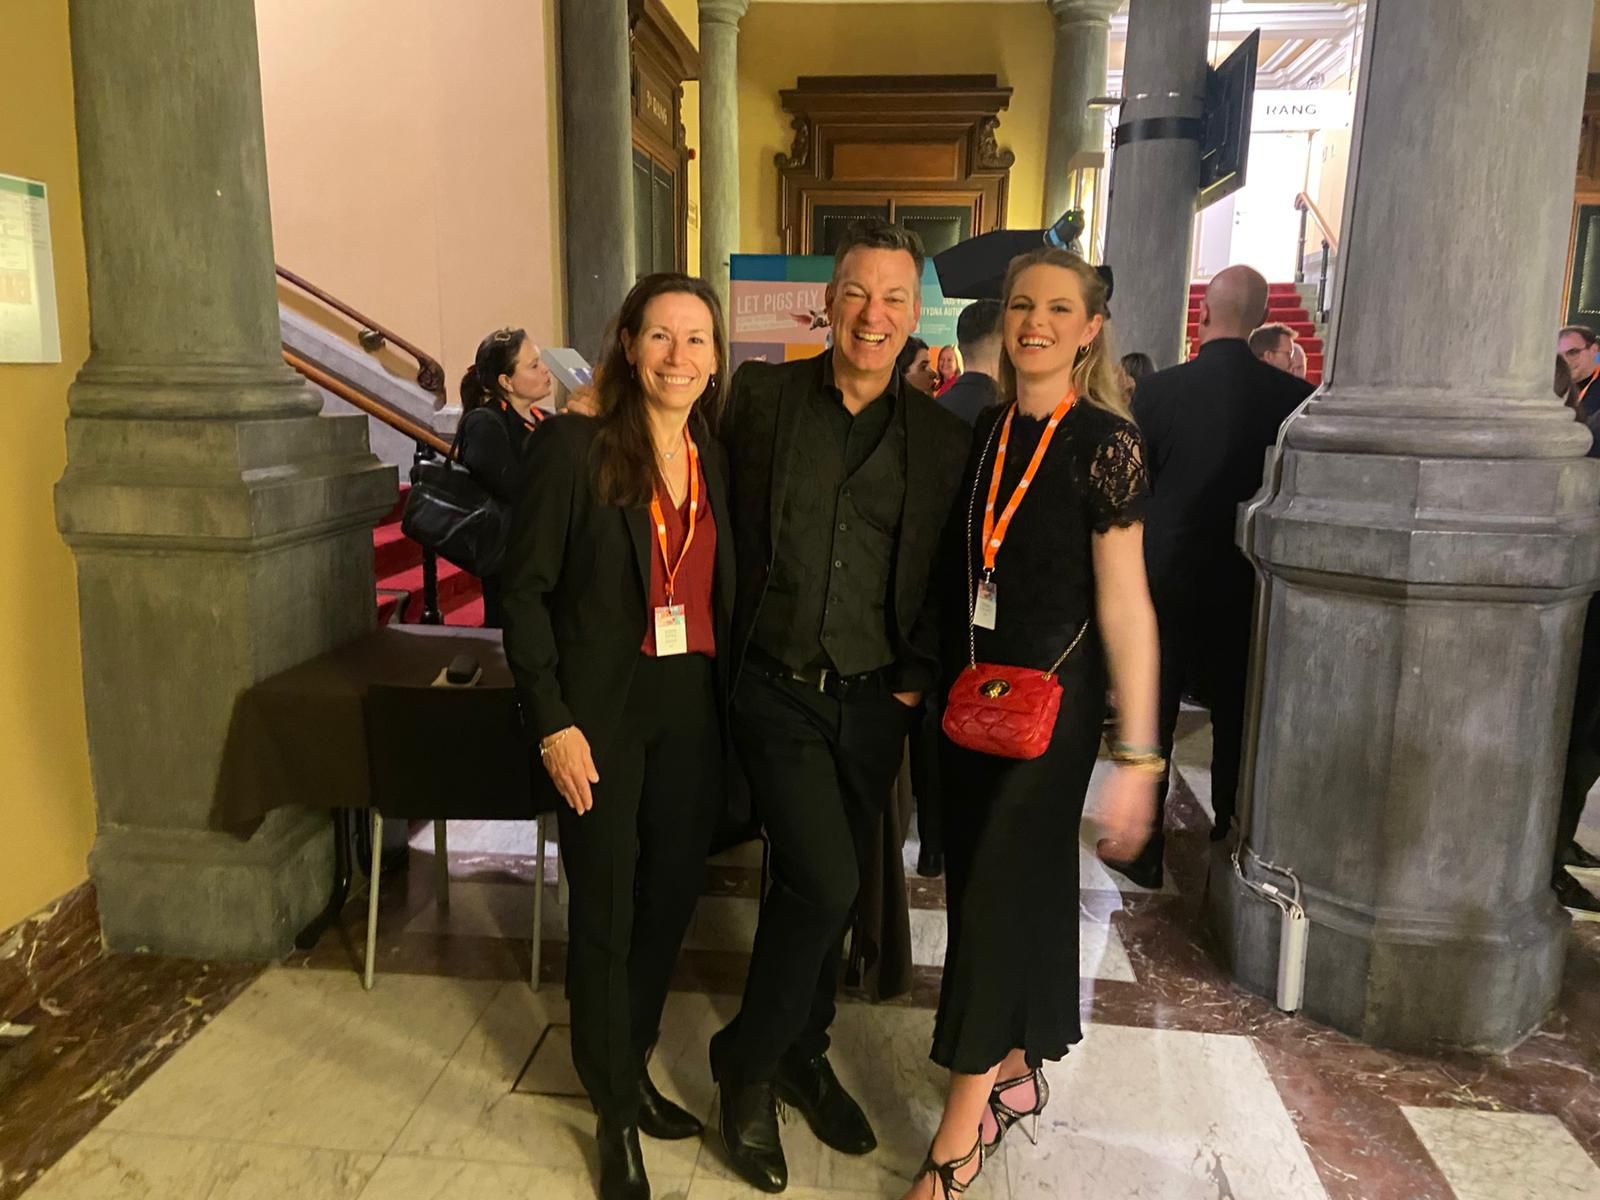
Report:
1043,0,1119,225
1212,0,1599,1052
559,0,634,359
1100,0,1209,367
699,0,750,304
57,0,392,959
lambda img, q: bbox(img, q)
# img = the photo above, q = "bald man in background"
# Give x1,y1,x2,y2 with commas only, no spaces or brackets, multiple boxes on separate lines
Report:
1111,266,1315,888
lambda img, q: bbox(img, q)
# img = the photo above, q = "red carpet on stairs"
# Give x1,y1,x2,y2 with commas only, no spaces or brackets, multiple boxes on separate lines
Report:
1185,281,1324,385
371,486,485,628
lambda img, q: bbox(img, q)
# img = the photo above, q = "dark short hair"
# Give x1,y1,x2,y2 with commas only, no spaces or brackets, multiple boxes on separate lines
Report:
896,336,929,378
1120,352,1155,384
831,219,925,283
1560,324,1599,347
956,300,1003,351
1248,322,1296,358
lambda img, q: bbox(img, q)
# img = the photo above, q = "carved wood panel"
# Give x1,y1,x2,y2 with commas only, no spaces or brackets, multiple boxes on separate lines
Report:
629,0,698,274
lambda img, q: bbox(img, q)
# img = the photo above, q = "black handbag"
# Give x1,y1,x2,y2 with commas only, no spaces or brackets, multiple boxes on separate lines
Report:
400,418,509,578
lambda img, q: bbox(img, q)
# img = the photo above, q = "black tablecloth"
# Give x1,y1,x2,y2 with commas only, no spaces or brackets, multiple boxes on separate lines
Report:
215,625,537,832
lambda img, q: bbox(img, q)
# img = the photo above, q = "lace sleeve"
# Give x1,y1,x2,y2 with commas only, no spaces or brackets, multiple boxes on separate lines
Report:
1086,422,1149,533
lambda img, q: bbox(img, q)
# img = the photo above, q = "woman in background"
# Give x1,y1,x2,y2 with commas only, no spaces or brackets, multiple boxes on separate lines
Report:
932,343,964,397
457,327,553,627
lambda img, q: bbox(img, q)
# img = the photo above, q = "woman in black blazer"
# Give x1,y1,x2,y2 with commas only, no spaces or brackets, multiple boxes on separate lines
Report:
500,274,735,1200
456,326,554,627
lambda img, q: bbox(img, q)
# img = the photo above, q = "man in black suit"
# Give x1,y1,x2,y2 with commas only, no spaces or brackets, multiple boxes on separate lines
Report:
935,298,1003,427
1119,265,1315,889
710,221,969,1193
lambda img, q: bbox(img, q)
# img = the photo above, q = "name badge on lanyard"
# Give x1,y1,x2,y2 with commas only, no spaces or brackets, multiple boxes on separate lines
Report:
974,392,1076,629
650,432,700,658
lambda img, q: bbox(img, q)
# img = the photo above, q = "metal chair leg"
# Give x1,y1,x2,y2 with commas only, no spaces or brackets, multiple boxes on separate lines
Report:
531,813,546,991
433,820,450,912
363,810,383,991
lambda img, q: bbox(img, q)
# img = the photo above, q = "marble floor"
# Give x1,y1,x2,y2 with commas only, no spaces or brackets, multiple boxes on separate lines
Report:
6,718,1600,1199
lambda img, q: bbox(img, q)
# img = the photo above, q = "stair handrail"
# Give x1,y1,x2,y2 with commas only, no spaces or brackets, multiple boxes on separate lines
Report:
277,265,448,403
1292,193,1338,325
284,347,449,625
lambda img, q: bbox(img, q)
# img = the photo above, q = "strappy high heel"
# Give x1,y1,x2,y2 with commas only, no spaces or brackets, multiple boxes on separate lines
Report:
913,1136,984,1199
983,1065,1050,1149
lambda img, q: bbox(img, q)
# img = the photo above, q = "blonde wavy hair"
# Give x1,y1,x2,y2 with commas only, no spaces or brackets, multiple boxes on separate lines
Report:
996,248,1128,421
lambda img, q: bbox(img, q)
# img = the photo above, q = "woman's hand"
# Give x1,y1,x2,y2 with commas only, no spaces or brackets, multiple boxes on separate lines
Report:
1093,765,1157,863
541,726,600,814
563,387,599,417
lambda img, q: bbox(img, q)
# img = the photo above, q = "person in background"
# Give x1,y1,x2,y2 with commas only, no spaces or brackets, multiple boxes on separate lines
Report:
1125,265,1314,889
1117,351,1155,402
457,327,553,627
936,299,1004,427
899,336,938,395
710,220,969,1194
1559,325,1600,421
1248,322,1299,375
903,248,1159,1200
1288,339,1309,381
501,274,736,1200
932,344,964,397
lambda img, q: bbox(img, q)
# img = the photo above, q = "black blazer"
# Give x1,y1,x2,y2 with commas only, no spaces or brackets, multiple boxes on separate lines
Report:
1132,338,1314,595
499,413,737,774
720,356,971,693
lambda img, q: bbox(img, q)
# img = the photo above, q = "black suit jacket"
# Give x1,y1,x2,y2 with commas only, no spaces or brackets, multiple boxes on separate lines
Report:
720,356,971,694
1132,338,1314,598
499,413,737,774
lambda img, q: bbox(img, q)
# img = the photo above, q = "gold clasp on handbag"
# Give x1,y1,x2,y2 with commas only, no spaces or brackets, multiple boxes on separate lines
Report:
980,679,1011,699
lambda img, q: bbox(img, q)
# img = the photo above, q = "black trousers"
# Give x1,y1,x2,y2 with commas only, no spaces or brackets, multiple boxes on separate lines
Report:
1131,570,1254,872
715,667,912,1084
909,695,945,856
556,652,722,1122
1557,595,1600,872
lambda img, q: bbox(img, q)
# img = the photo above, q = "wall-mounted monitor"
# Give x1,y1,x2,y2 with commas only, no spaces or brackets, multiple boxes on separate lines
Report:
1199,30,1260,211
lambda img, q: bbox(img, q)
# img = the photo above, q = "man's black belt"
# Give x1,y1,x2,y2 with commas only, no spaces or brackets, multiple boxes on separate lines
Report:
1112,116,1204,150
746,650,885,697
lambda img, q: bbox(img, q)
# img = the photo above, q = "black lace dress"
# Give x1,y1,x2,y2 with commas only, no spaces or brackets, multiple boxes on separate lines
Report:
930,400,1148,1075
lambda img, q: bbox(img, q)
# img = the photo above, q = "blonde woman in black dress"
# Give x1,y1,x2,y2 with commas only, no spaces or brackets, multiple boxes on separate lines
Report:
903,248,1162,1199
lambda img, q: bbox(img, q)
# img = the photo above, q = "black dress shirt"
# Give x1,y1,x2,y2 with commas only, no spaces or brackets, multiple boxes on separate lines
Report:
750,356,906,675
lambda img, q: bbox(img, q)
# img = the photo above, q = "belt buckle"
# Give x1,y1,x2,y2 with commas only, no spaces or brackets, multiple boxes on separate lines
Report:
816,667,832,694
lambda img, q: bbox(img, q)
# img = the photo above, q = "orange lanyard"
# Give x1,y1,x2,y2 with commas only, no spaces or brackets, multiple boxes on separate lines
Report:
1580,373,1599,411
499,398,543,432
648,433,700,604
981,393,1076,575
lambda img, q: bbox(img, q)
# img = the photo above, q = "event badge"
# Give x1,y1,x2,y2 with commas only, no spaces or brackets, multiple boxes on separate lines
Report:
655,605,688,656
973,580,998,630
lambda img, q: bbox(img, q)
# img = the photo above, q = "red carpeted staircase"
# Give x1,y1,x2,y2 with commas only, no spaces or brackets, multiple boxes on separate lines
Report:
372,486,485,628
1187,281,1324,385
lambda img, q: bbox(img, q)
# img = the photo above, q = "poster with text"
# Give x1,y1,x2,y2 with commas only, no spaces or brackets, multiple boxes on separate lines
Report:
729,254,969,373
0,174,61,364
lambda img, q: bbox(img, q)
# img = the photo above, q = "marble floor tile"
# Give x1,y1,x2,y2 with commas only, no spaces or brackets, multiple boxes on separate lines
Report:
22,1129,380,1199
1402,1107,1600,1200
681,896,760,955
1005,1024,1327,1200
391,982,723,1181
355,1155,691,1200
97,969,499,1155
907,903,1136,985
686,1182,890,1200
414,820,546,858
403,880,551,941
512,1023,584,1097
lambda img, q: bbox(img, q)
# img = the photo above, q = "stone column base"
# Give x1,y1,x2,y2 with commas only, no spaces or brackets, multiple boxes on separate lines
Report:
89,807,333,960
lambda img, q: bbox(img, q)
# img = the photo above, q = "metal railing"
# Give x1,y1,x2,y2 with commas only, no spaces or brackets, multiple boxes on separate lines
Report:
1292,193,1339,324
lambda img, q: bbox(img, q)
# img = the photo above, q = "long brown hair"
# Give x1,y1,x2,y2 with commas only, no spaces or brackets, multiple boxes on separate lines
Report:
592,274,728,508
996,248,1128,420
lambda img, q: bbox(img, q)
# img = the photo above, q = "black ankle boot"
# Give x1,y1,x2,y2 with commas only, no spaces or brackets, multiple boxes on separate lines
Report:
772,1051,876,1155
716,1079,787,1194
595,1116,650,1200
637,1071,702,1140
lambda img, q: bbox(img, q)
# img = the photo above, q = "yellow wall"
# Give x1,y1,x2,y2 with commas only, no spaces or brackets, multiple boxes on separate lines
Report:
255,0,566,393
661,0,702,276
736,2,1055,254
0,0,97,930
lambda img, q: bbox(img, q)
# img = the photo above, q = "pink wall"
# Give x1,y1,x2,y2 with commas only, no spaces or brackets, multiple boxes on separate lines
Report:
256,0,565,398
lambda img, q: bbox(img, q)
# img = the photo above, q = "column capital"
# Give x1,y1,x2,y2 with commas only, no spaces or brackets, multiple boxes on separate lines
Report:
700,0,751,29
1047,0,1121,29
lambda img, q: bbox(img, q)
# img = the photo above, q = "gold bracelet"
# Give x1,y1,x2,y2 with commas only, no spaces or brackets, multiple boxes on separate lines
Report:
539,728,572,758
1110,750,1166,775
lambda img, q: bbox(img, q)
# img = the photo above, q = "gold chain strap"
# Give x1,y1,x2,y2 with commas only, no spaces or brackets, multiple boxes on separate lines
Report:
964,406,1090,677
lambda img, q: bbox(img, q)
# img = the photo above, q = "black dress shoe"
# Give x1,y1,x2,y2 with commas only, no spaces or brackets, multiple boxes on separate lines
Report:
1560,840,1600,870
1555,871,1600,918
773,1051,876,1156
596,1117,650,1200
637,1072,702,1141
917,844,944,878
717,1080,787,1194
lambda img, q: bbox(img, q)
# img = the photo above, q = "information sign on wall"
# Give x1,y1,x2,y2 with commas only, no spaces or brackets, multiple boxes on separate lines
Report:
729,254,969,372
0,173,61,364
1251,89,1356,133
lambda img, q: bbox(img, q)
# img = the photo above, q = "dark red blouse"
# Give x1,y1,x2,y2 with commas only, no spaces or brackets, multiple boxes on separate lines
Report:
641,457,717,658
